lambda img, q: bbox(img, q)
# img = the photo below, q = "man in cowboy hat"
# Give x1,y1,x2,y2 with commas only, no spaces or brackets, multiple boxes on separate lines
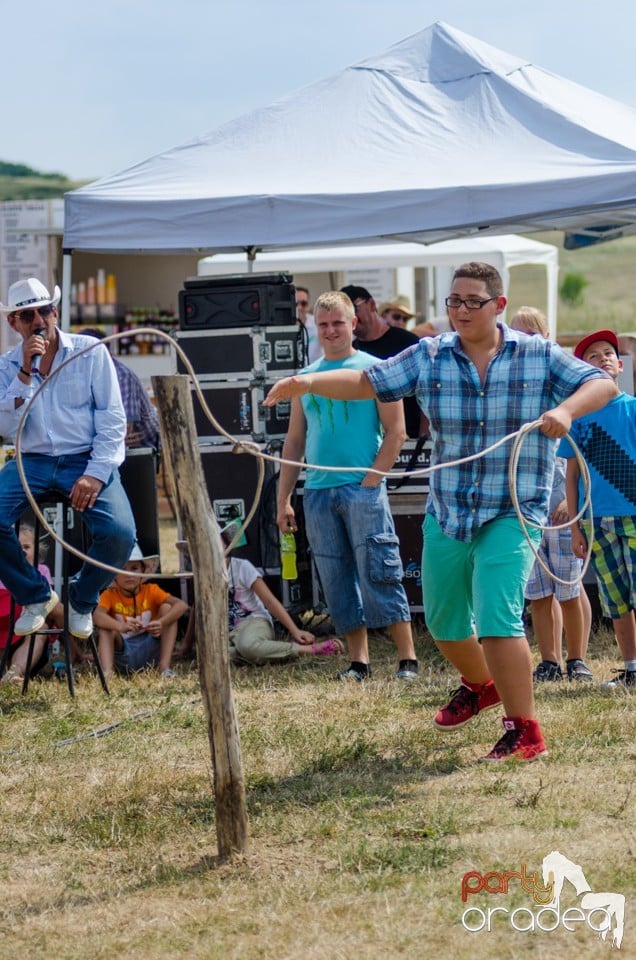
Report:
0,277,136,642
378,295,416,330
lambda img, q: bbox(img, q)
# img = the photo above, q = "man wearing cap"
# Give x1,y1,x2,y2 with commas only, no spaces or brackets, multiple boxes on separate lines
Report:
340,285,423,438
559,329,636,689
0,277,136,641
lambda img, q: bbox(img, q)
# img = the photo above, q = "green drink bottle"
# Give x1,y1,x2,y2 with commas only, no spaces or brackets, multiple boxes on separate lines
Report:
280,531,298,580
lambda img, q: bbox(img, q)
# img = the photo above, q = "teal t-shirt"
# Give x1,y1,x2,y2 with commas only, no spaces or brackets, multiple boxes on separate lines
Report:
300,352,383,489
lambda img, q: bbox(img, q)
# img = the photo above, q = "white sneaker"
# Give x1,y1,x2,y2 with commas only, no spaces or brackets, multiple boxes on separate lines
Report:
68,604,94,639
14,591,59,636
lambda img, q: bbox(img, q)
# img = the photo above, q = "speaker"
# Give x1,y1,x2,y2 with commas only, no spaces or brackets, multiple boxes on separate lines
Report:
190,379,292,442
175,326,302,379
388,493,426,613
199,442,281,572
179,273,296,329
198,444,314,610
119,448,160,560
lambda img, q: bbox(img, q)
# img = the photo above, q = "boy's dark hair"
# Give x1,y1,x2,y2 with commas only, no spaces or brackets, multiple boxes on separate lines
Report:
452,262,504,298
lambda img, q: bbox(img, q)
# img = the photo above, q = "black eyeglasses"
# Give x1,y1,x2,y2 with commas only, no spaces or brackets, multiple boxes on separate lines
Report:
12,304,55,323
445,296,497,311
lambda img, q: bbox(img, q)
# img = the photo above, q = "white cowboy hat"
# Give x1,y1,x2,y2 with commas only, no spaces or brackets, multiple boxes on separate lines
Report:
127,543,160,569
0,277,61,316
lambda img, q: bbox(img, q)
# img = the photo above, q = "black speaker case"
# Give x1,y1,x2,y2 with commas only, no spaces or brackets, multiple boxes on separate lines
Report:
190,377,292,442
179,273,296,329
387,438,433,494
197,443,316,611
388,493,426,613
175,325,302,379
119,447,160,561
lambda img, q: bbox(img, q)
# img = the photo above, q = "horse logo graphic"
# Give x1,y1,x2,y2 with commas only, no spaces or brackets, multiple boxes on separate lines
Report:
542,850,625,949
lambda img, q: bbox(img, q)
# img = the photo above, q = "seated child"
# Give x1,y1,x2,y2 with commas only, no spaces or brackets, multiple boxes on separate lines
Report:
94,544,188,677
0,524,64,684
223,528,343,664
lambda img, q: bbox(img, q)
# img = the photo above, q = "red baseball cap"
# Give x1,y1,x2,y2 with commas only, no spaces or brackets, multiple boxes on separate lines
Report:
573,329,619,360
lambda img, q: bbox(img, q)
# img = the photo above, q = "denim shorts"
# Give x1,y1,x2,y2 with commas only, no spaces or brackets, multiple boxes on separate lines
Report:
114,632,159,674
422,514,541,641
303,483,411,635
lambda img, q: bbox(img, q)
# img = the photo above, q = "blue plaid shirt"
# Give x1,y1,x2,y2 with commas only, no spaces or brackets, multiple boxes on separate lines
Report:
366,323,607,541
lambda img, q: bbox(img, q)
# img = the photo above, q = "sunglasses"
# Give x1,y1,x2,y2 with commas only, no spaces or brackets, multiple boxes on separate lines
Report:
388,311,407,322
296,300,309,307
12,303,55,323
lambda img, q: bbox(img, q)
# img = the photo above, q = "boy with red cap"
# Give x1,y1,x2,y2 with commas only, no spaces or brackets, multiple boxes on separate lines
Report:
560,329,636,688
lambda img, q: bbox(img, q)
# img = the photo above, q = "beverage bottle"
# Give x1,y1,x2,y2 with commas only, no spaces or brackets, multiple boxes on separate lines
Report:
106,274,117,304
96,269,106,305
280,531,298,580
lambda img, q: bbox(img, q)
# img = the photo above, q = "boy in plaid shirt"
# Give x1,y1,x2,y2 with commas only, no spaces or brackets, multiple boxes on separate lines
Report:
265,264,615,760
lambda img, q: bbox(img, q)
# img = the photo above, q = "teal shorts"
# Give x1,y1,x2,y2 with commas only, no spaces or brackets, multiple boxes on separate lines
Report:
421,514,542,641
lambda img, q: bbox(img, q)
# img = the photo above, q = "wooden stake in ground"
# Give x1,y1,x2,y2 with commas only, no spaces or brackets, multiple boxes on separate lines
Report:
153,374,248,859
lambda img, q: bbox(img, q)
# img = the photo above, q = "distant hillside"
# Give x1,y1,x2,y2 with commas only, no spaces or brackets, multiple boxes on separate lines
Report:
0,161,88,200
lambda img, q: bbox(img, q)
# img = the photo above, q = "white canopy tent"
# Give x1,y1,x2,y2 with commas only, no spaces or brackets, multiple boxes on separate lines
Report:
197,234,559,336
64,20,636,265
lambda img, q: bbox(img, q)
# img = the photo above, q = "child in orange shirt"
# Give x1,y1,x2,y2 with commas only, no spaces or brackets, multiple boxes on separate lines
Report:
94,545,188,677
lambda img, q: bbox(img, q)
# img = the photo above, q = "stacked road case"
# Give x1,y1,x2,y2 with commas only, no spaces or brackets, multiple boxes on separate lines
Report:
175,273,319,616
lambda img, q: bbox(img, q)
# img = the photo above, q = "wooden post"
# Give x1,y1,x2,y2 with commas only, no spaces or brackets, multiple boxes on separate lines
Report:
152,374,248,859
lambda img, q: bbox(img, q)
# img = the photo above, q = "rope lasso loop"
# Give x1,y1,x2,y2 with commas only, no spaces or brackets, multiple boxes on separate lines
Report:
12,329,594,589
508,418,593,586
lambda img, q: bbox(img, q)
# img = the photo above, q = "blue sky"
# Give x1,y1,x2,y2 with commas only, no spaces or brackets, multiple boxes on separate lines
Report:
5,0,634,181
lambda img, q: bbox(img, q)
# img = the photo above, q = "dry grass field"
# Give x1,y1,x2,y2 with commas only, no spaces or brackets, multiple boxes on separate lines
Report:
0,622,633,960
2,232,635,958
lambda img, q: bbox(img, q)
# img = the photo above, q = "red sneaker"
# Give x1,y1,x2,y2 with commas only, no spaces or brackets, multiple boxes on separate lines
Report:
433,678,501,729
481,717,547,762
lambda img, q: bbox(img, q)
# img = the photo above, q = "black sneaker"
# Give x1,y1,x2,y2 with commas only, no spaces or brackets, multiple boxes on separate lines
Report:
603,669,636,689
394,659,419,681
533,661,563,682
566,658,593,682
338,665,371,681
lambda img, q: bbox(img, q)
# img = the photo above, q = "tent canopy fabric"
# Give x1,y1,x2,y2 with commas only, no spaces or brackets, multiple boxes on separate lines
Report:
64,20,636,253
197,234,560,337
198,234,558,274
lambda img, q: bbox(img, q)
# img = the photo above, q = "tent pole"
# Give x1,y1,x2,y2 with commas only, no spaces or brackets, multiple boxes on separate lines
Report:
61,249,73,333
246,246,257,274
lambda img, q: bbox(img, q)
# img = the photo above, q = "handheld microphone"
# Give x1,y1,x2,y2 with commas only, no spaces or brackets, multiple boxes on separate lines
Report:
31,327,46,374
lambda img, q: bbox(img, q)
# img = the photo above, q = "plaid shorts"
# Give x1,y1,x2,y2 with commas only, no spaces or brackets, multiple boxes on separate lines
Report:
588,516,636,619
524,527,582,602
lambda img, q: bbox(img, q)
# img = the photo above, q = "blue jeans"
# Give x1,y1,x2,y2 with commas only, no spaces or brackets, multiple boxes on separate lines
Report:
303,483,411,635
115,632,160,674
0,454,136,612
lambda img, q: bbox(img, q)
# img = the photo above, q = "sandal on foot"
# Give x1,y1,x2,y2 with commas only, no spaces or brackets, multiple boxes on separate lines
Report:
311,637,344,656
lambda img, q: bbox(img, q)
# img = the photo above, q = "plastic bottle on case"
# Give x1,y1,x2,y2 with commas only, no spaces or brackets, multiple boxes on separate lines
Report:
280,531,298,580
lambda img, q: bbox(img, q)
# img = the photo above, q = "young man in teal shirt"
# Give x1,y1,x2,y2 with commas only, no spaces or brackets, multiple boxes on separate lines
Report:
276,290,417,681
